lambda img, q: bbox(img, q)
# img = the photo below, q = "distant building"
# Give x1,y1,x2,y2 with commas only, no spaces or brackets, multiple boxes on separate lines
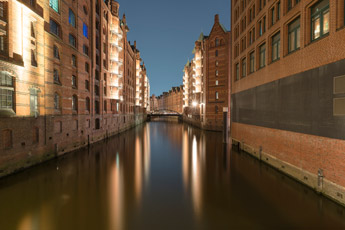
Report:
150,95,158,111
183,14,231,131
156,86,184,114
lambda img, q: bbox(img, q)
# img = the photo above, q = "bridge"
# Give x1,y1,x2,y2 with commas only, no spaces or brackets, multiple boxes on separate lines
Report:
147,109,182,119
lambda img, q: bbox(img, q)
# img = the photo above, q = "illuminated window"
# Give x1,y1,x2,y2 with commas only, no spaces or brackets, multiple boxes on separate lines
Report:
83,23,88,38
288,17,300,53
215,80,218,86
49,0,59,13
69,9,75,27
215,91,219,100
216,70,218,76
0,72,14,110
272,32,280,62
311,0,329,41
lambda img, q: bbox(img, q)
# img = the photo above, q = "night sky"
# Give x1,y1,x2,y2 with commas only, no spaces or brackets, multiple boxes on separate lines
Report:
117,0,231,96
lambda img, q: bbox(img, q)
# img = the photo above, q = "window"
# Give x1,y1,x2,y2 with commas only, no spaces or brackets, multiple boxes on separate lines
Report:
83,23,88,38
53,45,59,59
69,34,76,48
53,69,60,83
30,89,39,117
277,1,281,20
288,0,292,10
85,62,89,73
288,17,300,53
104,100,107,111
311,0,329,41
250,51,255,73
31,22,36,38
271,7,275,26
215,92,219,100
235,63,239,81
54,93,60,110
72,54,76,67
215,38,219,46
216,70,218,76
95,85,99,96
215,80,218,86
72,75,77,88
83,45,89,56
95,100,100,114
69,9,75,27
49,0,59,12
50,19,60,37
242,58,246,77
0,36,6,53
215,50,218,57
86,97,90,111
0,2,4,18
0,72,14,110
72,95,78,111
215,105,219,114
259,43,266,68
31,49,37,67
216,61,218,66
272,32,280,62
85,80,89,91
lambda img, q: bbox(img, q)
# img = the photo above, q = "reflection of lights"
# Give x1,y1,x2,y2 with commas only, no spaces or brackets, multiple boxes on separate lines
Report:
192,135,202,218
192,101,198,107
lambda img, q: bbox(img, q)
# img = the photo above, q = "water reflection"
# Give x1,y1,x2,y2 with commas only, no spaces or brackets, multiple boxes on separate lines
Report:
0,121,344,230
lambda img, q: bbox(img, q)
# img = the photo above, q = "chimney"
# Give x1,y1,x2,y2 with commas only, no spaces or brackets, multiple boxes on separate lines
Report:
215,14,219,23
134,41,136,48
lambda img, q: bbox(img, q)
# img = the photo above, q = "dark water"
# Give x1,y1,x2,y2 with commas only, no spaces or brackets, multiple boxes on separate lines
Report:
1,121,345,230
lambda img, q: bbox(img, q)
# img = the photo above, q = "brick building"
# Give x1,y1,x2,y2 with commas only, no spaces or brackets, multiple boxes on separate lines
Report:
150,94,158,111
231,0,345,205
157,86,184,114
0,0,149,178
183,15,231,130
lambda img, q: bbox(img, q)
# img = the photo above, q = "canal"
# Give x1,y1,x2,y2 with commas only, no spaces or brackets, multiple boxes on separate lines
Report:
0,121,345,229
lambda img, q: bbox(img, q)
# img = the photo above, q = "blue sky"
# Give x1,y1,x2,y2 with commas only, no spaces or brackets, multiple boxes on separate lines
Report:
118,0,231,96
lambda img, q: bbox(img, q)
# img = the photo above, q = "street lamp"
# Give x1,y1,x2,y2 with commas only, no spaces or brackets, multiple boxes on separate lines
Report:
192,101,198,107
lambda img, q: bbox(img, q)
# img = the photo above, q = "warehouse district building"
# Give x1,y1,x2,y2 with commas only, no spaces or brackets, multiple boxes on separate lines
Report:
231,0,345,205
0,0,150,178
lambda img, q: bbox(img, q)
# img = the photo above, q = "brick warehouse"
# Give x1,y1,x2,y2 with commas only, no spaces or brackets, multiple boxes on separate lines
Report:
0,0,150,178
231,0,345,205
183,15,231,131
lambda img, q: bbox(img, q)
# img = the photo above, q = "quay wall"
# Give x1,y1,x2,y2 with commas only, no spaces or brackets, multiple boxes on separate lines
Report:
0,114,147,178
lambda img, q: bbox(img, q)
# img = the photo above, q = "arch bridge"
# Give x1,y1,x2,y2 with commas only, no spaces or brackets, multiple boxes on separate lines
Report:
148,109,182,118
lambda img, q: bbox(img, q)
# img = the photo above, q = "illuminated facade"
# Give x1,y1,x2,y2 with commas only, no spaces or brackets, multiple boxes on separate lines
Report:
183,15,231,130
157,86,183,114
0,0,150,178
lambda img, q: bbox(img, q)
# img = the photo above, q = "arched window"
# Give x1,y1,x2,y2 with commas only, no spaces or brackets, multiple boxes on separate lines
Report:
54,93,60,110
0,72,14,110
86,97,90,111
72,95,78,111
215,38,219,46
